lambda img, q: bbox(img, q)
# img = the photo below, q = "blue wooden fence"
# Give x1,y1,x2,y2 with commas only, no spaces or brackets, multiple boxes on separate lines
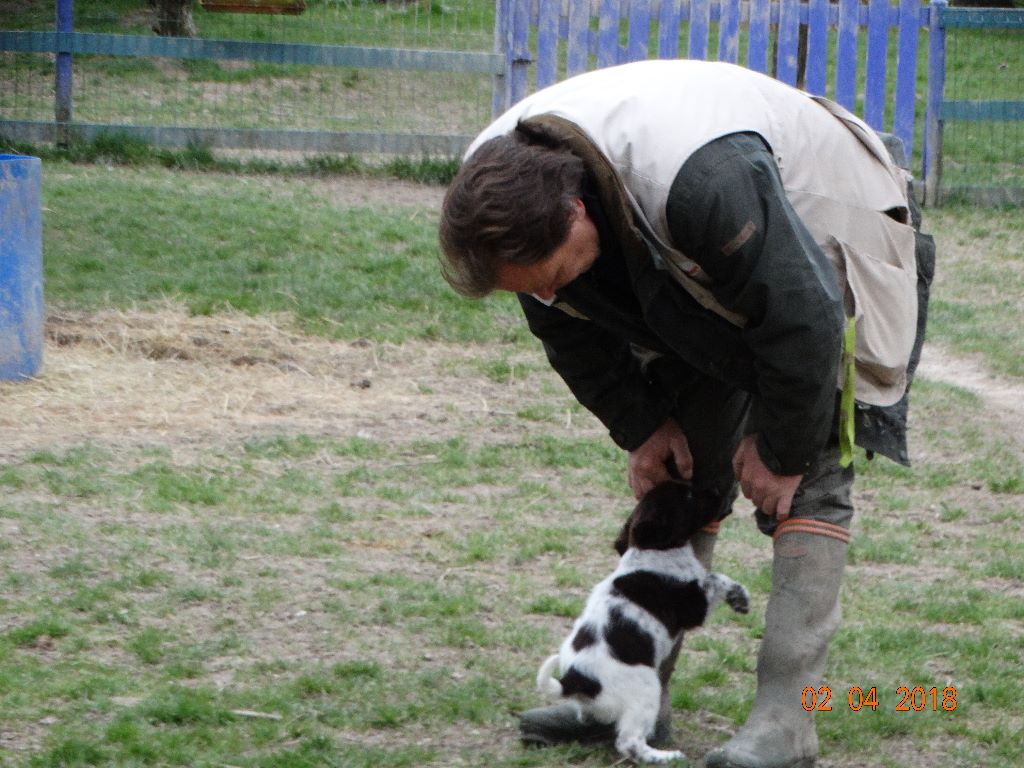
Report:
495,0,932,185
496,0,1024,204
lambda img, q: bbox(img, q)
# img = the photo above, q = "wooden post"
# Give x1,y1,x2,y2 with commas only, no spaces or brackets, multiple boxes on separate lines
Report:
924,0,948,206
508,0,531,106
55,0,73,146
491,0,509,116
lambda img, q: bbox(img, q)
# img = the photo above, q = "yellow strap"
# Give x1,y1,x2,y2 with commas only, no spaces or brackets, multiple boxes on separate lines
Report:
839,317,856,468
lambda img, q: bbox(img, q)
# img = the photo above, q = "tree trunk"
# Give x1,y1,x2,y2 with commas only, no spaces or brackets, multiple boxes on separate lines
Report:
153,0,197,37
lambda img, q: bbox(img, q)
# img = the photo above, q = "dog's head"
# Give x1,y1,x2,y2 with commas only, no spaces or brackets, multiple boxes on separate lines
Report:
613,482,722,555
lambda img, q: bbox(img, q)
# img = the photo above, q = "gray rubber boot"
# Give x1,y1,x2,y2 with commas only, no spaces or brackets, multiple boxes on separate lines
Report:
704,531,847,768
519,704,616,747
522,530,719,749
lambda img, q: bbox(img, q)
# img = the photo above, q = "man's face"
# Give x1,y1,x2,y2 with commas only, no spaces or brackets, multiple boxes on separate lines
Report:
496,198,600,301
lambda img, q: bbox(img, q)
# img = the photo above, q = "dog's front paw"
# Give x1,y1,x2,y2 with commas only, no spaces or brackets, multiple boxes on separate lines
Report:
726,583,750,615
645,748,687,764
624,746,688,764
656,749,687,764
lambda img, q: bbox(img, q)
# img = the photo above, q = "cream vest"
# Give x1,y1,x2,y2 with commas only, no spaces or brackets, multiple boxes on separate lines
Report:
469,60,919,407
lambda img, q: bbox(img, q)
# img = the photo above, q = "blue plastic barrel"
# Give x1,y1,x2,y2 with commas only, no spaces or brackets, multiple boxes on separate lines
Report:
0,155,44,380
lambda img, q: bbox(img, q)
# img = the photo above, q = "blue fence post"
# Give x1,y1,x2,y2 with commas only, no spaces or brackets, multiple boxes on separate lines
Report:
835,0,859,110
805,0,829,95
658,0,682,59
718,0,742,64
863,0,890,129
598,0,621,69
0,156,44,381
924,0,947,205
748,0,771,73
55,0,73,146
566,0,590,77
688,0,711,61
893,0,921,161
627,0,652,61
507,0,531,106
492,0,510,115
536,0,560,88
776,0,801,85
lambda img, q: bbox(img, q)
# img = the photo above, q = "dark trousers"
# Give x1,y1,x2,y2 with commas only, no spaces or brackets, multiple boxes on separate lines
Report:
660,367,854,536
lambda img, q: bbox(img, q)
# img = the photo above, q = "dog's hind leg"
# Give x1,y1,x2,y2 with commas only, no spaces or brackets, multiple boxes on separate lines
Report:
615,729,686,764
614,696,686,764
701,573,750,615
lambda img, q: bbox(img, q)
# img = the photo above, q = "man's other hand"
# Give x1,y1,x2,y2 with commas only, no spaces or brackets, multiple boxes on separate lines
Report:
731,435,803,519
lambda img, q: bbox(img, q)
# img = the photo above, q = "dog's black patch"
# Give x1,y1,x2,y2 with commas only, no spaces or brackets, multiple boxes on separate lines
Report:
572,623,598,652
559,667,602,699
604,606,655,667
612,571,709,635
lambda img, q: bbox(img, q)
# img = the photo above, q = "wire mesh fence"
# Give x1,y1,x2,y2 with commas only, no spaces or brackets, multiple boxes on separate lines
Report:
0,1,498,152
940,24,1023,200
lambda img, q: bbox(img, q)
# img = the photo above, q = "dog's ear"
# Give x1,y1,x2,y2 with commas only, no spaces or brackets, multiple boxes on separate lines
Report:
694,487,724,523
613,517,631,555
631,519,671,549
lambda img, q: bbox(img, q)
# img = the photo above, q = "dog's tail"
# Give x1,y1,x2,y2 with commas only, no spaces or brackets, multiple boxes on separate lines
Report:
536,654,563,698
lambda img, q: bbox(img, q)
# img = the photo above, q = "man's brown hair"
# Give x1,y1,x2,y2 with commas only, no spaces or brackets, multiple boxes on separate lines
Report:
438,127,585,297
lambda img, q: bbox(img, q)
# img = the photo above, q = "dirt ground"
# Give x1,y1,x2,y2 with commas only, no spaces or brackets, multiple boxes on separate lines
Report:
2,304,1021,464
2,176,1020,462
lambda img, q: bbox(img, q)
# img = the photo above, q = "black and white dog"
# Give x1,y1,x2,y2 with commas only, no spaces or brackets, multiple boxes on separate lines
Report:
536,482,750,764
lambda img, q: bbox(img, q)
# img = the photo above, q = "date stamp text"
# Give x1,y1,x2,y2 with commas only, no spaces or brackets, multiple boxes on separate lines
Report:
801,686,958,712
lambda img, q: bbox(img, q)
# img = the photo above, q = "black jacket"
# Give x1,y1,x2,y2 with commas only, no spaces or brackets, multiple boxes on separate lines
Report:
515,128,933,474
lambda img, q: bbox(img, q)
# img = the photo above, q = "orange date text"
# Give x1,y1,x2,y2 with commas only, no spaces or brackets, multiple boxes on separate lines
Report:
801,686,958,712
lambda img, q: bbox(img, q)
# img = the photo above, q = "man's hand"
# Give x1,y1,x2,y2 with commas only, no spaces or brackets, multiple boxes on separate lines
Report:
731,435,803,519
628,419,693,499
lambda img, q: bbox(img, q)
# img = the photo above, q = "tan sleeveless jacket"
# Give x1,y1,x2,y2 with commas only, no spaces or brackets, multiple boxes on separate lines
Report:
470,60,918,407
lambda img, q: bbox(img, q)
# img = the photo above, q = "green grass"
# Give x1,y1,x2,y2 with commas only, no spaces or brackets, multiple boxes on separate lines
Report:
36,162,518,344
922,204,1024,378
2,377,1021,766
0,159,1022,768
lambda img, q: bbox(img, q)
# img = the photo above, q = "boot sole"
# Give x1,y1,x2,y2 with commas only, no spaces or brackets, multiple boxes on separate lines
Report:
705,756,815,768
519,725,616,747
